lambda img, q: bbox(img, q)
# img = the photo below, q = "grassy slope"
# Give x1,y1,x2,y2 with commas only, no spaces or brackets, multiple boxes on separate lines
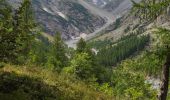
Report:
0,64,112,100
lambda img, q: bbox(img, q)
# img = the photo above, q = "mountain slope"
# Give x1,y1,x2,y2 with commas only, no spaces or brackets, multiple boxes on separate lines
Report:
86,0,141,14
0,64,112,100
8,0,141,42
8,0,106,40
65,0,142,47
66,0,115,47
86,0,125,9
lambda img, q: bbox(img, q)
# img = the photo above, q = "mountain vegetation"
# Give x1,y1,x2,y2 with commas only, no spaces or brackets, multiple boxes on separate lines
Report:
95,34,150,66
0,0,170,100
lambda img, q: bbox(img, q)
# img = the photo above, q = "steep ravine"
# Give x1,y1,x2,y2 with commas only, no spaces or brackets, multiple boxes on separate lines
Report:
66,0,141,48
66,0,116,48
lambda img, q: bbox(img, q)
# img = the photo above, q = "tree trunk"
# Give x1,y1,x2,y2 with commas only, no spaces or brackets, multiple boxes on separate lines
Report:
159,53,170,100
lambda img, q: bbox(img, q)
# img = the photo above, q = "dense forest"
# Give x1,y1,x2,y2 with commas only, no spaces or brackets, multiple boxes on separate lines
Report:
0,0,170,100
89,34,150,66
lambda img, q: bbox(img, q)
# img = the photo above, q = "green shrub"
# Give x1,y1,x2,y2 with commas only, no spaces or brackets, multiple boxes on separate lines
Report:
0,62,5,68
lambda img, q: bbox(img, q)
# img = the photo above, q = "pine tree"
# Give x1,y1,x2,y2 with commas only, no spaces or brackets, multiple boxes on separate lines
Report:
76,38,86,53
0,0,17,62
46,32,68,71
14,0,36,63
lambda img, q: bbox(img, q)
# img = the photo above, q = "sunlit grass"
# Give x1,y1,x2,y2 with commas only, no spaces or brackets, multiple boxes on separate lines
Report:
0,64,113,100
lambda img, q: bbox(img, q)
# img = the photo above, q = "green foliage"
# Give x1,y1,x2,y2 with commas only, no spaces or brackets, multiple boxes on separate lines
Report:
124,26,130,33
168,84,170,99
67,53,95,80
46,32,68,71
28,38,50,66
131,0,170,21
88,39,112,49
70,38,111,83
131,1,170,99
154,28,170,58
0,62,5,68
97,35,150,66
13,0,36,63
113,17,121,30
124,52,162,76
0,65,112,100
76,38,87,53
0,0,36,64
111,62,157,100
97,83,114,96
0,0,17,62
1,0,168,99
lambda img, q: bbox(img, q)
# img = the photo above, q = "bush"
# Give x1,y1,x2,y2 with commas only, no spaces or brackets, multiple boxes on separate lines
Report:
0,64,113,100
0,62,5,68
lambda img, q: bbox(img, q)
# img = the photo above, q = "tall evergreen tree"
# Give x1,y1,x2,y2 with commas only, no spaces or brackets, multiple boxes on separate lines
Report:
46,32,68,71
75,37,107,81
14,0,36,63
76,38,86,53
0,0,17,62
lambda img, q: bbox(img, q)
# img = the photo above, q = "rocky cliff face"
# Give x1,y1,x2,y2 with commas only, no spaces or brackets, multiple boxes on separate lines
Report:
33,0,106,40
9,0,105,40
85,0,141,14
86,0,125,10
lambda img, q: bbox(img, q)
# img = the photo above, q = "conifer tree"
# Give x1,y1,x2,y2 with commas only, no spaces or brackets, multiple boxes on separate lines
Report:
76,38,86,53
46,32,68,71
0,0,17,62
74,37,103,81
14,0,36,63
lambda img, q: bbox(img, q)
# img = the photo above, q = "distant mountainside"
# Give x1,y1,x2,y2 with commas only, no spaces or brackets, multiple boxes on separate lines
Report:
86,0,125,10
86,0,141,14
8,0,140,40
8,0,105,40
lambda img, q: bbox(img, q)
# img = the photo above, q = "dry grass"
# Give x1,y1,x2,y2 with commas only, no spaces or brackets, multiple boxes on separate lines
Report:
0,64,113,100
41,32,54,42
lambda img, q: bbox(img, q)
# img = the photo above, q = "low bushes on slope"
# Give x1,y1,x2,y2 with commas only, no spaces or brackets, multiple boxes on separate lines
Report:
0,64,112,100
